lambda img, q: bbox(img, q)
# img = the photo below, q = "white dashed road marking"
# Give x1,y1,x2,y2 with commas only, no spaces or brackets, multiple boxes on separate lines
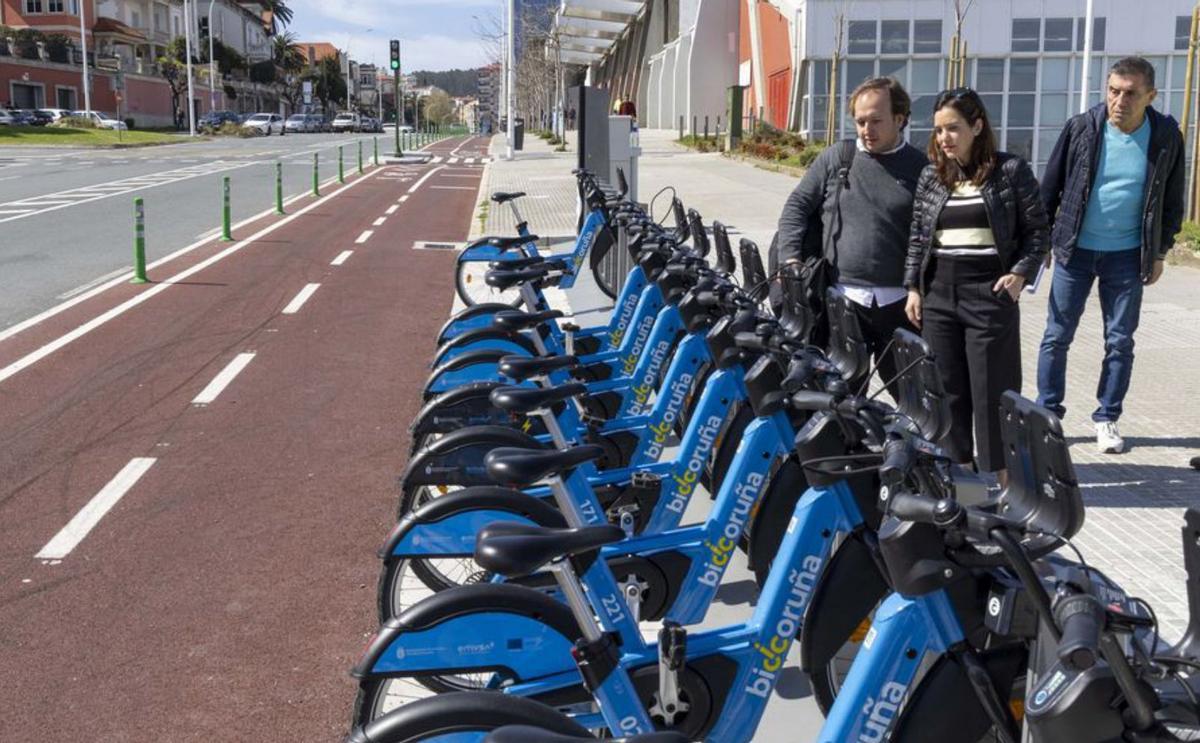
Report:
192,352,256,405
35,458,158,561
282,283,321,314
373,217,386,226
331,250,353,266
355,230,373,244
386,204,399,215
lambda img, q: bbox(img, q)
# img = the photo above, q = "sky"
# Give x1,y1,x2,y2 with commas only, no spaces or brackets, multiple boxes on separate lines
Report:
284,0,506,72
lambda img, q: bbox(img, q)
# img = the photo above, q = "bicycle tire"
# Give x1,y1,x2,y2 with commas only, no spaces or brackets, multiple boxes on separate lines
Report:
350,689,590,742
456,259,523,308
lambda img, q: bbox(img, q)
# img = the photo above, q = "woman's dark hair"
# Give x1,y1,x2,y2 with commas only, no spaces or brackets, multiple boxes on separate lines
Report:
928,87,998,189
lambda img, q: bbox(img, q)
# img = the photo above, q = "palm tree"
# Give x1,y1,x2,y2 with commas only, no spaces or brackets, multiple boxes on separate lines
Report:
260,0,294,34
272,31,304,72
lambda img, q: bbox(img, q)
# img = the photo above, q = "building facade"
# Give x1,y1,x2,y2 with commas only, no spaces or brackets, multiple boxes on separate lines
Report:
568,0,1199,175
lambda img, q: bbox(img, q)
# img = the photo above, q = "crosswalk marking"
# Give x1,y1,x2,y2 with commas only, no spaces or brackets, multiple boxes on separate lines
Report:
448,157,460,164
0,160,256,224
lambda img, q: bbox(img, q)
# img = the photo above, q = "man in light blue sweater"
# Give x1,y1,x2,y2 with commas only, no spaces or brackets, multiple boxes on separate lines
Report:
1037,57,1184,454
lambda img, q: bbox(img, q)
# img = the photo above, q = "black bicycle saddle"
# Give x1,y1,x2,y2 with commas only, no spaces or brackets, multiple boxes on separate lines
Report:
489,384,587,415
485,445,605,486
475,523,626,578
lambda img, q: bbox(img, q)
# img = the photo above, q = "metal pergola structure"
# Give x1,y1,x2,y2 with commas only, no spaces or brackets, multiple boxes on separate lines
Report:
555,0,645,67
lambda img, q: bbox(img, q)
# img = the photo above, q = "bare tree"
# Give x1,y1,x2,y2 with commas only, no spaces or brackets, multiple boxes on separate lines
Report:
948,0,977,88
825,4,849,142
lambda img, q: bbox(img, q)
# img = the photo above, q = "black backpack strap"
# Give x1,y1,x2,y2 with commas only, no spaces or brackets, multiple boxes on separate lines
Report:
837,138,856,186
825,139,858,269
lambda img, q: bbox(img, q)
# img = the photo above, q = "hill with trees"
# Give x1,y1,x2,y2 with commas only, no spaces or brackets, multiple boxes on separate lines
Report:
411,69,479,97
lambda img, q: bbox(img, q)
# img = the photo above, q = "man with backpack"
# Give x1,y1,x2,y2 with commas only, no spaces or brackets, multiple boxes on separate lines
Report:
774,77,928,396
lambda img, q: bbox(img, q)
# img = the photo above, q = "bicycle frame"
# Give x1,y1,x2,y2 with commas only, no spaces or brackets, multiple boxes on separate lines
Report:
815,589,966,742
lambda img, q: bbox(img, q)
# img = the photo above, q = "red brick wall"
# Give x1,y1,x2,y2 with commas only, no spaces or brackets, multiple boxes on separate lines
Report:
2,58,223,126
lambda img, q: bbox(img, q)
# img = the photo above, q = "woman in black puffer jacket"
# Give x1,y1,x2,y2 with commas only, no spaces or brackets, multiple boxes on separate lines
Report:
903,88,1049,485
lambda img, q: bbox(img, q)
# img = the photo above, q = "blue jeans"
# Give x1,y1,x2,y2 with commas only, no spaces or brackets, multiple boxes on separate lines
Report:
1036,247,1144,422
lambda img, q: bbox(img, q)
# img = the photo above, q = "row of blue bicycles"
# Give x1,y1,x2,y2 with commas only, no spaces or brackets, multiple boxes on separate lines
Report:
343,169,1200,742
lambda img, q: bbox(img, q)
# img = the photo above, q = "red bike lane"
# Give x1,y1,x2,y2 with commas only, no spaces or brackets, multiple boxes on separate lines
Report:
0,136,492,740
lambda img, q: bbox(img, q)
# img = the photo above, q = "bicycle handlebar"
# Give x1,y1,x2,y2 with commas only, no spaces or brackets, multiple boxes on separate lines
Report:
1053,590,1103,671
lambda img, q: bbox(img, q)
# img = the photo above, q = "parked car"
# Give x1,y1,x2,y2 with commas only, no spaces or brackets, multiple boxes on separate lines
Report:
365,116,385,133
70,110,128,130
241,113,285,136
0,109,15,126
199,110,241,132
304,114,325,132
331,112,361,132
23,110,53,126
39,108,72,122
285,113,314,133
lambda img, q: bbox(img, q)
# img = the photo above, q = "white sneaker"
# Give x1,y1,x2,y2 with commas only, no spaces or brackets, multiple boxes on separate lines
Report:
1096,421,1125,454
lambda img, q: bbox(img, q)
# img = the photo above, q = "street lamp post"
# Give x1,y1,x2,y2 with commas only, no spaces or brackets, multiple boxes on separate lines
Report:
78,0,92,115
183,0,196,135
505,0,515,160
208,0,217,114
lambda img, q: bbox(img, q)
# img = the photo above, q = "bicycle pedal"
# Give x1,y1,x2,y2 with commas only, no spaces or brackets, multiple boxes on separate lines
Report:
658,620,687,671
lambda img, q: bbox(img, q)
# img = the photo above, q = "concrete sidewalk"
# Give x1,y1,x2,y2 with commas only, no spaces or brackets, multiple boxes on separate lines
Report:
470,129,1200,737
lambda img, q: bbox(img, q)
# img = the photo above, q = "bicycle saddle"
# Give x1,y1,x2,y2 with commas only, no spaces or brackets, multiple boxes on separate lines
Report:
489,384,587,415
486,266,550,291
491,190,526,204
490,256,567,271
493,309,564,332
485,445,605,486
464,234,536,251
475,523,626,578
499,355,580,381
484,726,690,743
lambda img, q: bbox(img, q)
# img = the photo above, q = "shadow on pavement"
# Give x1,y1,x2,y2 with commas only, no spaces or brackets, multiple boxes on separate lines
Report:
1074,462,1200,508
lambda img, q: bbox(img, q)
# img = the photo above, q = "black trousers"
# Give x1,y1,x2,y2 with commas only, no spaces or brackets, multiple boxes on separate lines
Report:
921,279,1022,472
847,298,919,401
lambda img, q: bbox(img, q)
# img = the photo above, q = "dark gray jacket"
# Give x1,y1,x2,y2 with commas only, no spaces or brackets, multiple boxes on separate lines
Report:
776,141,927,287
1040,103,1184,280
904,153,1050,292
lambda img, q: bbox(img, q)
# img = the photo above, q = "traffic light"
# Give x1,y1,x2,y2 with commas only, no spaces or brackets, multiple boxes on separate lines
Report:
389,40,400,71
199,16,209,41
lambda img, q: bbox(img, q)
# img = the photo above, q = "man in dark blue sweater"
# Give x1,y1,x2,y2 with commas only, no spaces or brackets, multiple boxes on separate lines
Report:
1037,57,1184,454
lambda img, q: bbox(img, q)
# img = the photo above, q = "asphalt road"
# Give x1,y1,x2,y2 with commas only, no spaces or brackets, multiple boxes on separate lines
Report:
0,135,490,740
0,132,485,331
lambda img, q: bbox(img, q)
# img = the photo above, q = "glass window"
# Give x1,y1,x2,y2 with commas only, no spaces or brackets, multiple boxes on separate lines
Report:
1040,94,1069,127
1044,18,1073,51
1008,94,1035,127
1172,56,1191,90
976,58,1005,91
1075,17,1106,51
1012,18,1040,52
848,20,877,55
1010,59,1037,91
812,97,830,134
911,59,941,94
881,20,910,54
980,94,1003,124
1177,15,1192,51
1144,56,1168,90
914,20,942,54
847,60,876,90
25,0,43,10
812,60,830,95
1007,129,1033,161
1089,55,1104,93
910,95,937,129
879,58,907,81
1039,129,1063,161
1042,58,1070,91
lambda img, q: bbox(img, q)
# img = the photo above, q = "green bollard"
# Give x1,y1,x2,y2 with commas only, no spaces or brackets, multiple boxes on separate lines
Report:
275,161,285,215
221,176,233,241
358,140,364,174
338,145,345,183
374,137,379,166
131,197,148,284
312,153,320,196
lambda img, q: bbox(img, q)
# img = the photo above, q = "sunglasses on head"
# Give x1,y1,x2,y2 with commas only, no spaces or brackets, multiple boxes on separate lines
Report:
935,87,982,108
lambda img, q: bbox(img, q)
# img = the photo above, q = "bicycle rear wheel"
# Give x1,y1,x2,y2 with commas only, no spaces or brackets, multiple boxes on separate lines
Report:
350,690,590,743
456,259,522,307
